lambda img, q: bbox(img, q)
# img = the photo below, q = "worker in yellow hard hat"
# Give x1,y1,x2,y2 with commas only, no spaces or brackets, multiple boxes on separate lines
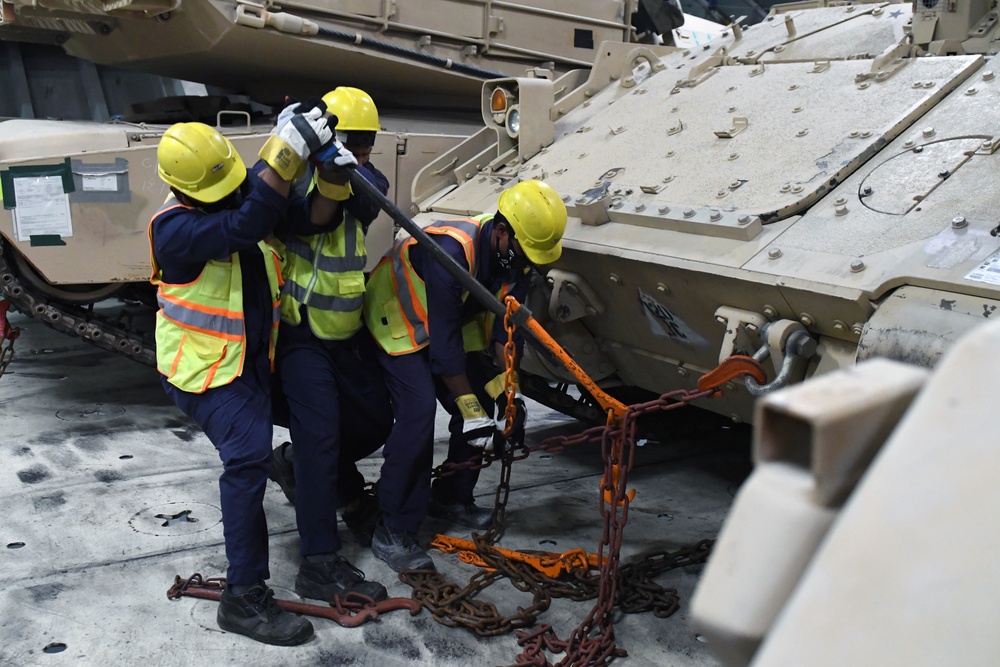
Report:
148,100,383,646
361,179,568,572
260,87,396,598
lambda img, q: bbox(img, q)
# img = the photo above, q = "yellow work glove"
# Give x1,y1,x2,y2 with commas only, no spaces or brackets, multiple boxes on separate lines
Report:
313,171,352,201
455,394,497,450
258,102,333,181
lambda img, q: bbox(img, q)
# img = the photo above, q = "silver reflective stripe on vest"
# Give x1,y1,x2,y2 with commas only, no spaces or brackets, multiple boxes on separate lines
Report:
156,293,244,336
390,241,429,347
284,214,367,273
389,219,481,348
283,280,364,313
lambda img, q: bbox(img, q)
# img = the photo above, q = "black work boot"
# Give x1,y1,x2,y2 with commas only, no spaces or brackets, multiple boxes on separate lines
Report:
342,487,381,547
295,556,388,602
217,584,313,646
371,519,435,572
268,441,296,505
428,488,495,530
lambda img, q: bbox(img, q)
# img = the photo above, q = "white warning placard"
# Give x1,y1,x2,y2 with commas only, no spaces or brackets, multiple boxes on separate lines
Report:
11,175,72,242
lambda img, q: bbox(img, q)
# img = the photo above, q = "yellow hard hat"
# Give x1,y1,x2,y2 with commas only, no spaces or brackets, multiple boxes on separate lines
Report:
497,180,567,265
321,87,379,146
156,122,247,203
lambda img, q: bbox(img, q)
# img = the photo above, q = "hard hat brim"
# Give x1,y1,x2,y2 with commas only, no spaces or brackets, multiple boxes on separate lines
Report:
522,242,562,266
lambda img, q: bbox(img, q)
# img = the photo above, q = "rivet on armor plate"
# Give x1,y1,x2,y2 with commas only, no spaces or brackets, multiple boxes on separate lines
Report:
850,130,860,138
903,140,915,148
793,106,803,113
780,184,791,192
635,204,646,212
952,215,968,229
775,45,785,52
561,195,571,202
683,208,696,218
738,216,751,225
861,131,872,137
671,107,679,113
922,127,935,137
873,7,883,15
609,274,622,284
717,190,728,198
728,153,740,160
983,71,995,81
678,367,689,377
833,320,846,331
792,186,803,193
922,82,934,88
797,129,809,137
659,206,671,214
835,205,849,216
858,82,870,89
663,175,675,183
835,197,847,205
746,50,756,56
768,248,783,259
578,153,588,159
611,200,624,209
728,106,737,112
850,259,865,272
666,151,675,157
710,210,722,221
788,84,797,90
715,315,727,325
656,283,670,293
763,305,777,318
852,323,864,336
800,313,814,326
966,87,978,95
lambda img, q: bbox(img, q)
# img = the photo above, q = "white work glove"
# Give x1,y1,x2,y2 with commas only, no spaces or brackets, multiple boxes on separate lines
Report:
455,394,498,451
314,139,358,170
258,101,333,181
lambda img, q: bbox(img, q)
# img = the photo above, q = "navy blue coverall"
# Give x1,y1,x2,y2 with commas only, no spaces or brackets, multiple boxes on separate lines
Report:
376,217,528,534
273,163,394,557
152,163,319,586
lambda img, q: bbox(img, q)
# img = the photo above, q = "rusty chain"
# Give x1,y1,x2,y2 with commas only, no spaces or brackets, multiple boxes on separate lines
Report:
166,573,421,628
0,299,20,380
404,301,725,665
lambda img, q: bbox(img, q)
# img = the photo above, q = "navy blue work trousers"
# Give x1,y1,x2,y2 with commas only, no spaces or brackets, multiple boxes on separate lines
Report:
162,372,273,587
275,322,392,556
375,348,495,533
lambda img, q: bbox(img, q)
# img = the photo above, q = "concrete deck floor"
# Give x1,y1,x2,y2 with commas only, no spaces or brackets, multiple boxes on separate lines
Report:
0,310,750,666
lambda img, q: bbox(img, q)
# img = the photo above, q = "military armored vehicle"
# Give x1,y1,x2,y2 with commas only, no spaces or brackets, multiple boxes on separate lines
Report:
403,0,1000,425
0,0,703,367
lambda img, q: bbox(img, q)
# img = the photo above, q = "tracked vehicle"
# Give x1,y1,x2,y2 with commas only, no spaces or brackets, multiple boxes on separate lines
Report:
405,0,1000,424
0,0,699,365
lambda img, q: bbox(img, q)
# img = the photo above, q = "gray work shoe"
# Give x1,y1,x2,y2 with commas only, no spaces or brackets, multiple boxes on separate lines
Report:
371,520,435,572
428,491,495,530
295,556,388,602
268,441,296,505
342,487,381,547
217,584,313,646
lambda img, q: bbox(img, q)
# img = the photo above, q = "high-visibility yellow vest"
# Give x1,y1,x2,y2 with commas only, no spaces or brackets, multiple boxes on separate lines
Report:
275,199,367,340
149,197,283,393
364,214,509,356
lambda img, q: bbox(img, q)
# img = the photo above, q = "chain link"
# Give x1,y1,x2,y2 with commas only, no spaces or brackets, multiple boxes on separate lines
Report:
410,304,726,664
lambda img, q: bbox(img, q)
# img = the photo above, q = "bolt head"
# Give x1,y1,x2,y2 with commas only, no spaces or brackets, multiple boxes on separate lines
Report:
850,259,865,272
